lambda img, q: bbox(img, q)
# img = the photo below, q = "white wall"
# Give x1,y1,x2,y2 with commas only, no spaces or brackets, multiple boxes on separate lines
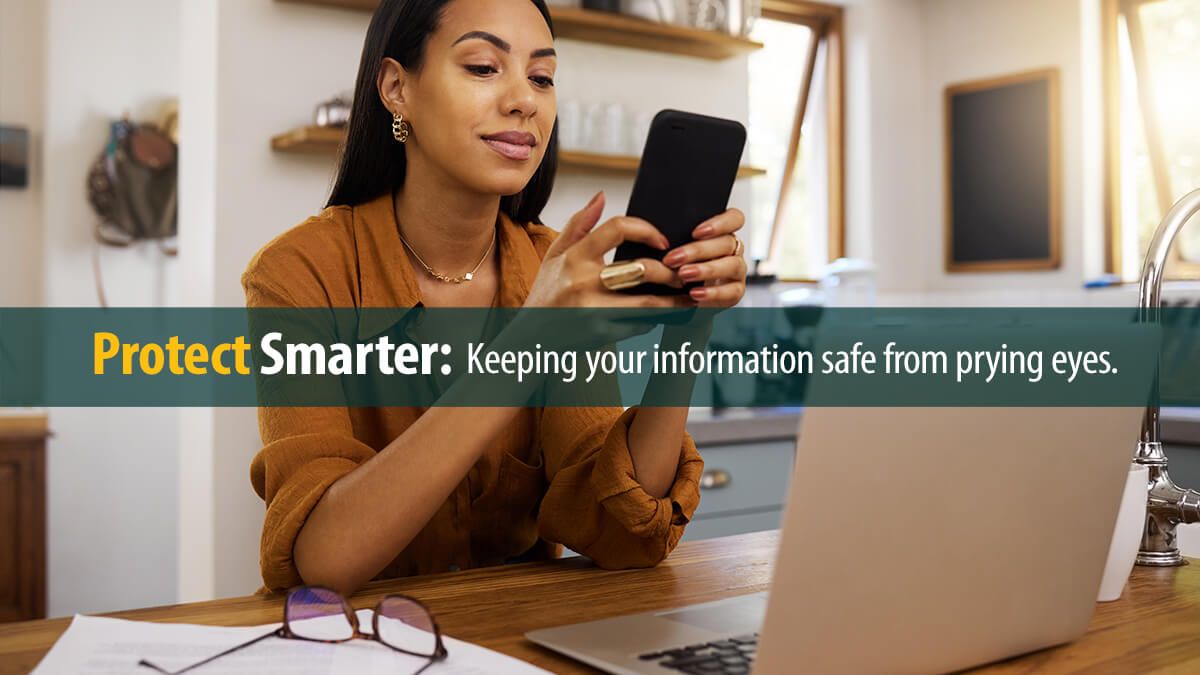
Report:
842,0,1110,304
842,0,927,291
39,0,181,616
176,0,220,604
918,0,1088,294
0,0,45,306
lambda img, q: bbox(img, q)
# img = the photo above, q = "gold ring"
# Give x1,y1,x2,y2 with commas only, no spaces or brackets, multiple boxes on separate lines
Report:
600,260,646,291
732,235,743,258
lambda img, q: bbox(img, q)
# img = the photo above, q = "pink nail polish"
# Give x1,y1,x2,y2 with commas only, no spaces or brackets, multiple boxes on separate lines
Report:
664,251,686,267
679,266,700,281
691,287,708,299
695,224,714,238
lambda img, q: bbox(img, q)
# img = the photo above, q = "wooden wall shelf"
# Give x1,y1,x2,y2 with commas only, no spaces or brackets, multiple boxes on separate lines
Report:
559,148,766,179
278,0,376,10
270,125,346,153
271,126,765,178
276,1,763,60
550,7,763,60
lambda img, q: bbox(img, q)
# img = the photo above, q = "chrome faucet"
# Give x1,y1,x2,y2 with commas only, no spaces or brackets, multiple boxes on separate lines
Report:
1136,187,1200,566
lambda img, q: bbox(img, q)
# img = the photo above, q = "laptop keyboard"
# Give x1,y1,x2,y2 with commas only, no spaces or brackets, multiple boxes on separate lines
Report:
637,633,758,674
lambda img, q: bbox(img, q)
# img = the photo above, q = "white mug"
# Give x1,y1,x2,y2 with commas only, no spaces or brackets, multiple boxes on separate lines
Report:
581,102,606,153
602,103,627,155
631,110,654,155
1097,463,1148,602
1179,522,1200,558
557,99,582,150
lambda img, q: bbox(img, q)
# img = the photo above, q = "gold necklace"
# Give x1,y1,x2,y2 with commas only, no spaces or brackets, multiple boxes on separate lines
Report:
397,226,496,283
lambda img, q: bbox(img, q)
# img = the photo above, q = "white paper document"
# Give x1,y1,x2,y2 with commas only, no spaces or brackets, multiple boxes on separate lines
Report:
32,609,554,675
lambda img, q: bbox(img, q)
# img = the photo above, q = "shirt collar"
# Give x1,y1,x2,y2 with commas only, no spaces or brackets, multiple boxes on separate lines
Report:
352,190,542,340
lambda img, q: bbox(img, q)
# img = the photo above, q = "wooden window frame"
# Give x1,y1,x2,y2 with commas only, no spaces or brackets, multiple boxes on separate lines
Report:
1103,0,1200,278
760,0,846,279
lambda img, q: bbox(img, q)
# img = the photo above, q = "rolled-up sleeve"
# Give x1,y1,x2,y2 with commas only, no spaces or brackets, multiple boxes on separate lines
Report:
244,260,374,592
536,406,704,568
250,409,375,592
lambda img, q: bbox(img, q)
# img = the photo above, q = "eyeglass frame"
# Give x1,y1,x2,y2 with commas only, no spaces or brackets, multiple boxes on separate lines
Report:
138,585,449,675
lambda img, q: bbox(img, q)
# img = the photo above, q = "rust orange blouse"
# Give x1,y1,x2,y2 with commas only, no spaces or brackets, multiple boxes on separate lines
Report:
242,189,704,593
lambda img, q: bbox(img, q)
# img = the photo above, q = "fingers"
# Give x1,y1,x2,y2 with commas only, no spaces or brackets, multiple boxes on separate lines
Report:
638,259,684,289
691,208,745,240
539,201,745,312
664,233,741,268
596,291,696,309
629,293,700,309
575,216,669,261
689,280,745,306
546,191,605,258
664,208,745,267
676,256,748,286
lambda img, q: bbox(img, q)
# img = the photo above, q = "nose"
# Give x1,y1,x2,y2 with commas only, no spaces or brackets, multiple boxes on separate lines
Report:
502,71,537,119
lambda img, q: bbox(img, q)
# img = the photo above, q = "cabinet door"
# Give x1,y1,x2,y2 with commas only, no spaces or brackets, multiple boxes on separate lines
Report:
692,440,795,518
0,439,46,622
683,439,795,542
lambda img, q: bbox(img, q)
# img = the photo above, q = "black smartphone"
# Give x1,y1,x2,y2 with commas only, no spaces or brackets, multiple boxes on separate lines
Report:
613,109,747,295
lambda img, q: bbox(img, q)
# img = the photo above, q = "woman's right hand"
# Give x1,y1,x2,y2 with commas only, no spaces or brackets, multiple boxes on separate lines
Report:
523,191,694,310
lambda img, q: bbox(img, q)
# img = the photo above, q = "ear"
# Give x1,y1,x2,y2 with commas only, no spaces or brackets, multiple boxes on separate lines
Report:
377,57,411,117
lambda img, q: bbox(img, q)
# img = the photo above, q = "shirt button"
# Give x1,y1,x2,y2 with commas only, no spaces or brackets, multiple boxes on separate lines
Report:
448,565,460,572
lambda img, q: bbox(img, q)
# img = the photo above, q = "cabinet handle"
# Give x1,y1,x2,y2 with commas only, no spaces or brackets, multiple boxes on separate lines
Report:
700,468,731,489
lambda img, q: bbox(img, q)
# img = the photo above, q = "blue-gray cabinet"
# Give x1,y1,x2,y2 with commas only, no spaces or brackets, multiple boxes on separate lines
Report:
682,439,795,542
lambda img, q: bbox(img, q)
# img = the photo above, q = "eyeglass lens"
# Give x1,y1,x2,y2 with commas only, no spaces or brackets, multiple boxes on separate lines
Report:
285,587,355,641
375,596,439,656
140,589,443,675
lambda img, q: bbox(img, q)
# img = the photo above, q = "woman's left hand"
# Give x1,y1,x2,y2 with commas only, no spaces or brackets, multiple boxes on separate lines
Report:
661,208,747,308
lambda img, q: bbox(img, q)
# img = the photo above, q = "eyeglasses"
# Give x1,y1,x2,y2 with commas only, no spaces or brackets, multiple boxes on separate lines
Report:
138,586,449,675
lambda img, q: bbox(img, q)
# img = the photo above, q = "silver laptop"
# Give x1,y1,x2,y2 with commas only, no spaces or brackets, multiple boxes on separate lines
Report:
526,403,1150,674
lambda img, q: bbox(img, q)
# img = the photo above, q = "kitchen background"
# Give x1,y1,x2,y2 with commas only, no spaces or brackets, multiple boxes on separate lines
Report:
1,0,1199,620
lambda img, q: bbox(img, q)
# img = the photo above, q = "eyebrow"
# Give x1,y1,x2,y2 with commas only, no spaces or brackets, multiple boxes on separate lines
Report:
452,31,556,59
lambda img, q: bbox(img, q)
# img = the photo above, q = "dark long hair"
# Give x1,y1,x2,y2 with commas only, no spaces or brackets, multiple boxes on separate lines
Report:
326,0,557,225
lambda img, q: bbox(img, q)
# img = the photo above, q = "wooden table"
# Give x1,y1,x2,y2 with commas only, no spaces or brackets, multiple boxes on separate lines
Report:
1,531,1198,674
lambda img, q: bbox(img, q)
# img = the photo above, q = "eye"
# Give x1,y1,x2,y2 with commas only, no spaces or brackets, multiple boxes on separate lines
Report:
465,65,497,76
530,75,555,88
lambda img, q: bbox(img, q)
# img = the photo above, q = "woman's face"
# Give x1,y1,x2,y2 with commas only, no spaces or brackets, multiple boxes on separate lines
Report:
390,0,557,198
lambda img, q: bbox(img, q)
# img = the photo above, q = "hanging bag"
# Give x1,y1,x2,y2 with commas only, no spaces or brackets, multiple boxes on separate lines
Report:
84,113,178,305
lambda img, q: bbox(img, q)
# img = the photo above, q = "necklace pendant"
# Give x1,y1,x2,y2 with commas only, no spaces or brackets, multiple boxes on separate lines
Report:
398,226,494,285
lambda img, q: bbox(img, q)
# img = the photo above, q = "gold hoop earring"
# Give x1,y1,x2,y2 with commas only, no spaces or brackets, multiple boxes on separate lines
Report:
392,112,410,144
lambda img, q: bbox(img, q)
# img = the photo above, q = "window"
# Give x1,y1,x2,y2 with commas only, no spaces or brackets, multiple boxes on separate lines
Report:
750,1,844,281
1105,0,1200,280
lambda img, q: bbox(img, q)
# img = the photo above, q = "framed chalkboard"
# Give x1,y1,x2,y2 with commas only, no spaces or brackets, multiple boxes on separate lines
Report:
944,68,1060,272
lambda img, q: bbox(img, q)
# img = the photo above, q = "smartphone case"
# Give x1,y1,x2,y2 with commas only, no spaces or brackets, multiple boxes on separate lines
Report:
613,109,747,294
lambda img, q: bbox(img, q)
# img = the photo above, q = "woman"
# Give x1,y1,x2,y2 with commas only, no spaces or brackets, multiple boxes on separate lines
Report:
243,0,747,595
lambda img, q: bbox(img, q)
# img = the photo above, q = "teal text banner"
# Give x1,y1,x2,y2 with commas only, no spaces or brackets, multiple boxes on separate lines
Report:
0,307,1190,407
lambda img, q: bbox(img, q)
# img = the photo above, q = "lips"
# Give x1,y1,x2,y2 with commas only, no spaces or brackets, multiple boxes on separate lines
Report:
481,130,537,161
482,131,536,146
